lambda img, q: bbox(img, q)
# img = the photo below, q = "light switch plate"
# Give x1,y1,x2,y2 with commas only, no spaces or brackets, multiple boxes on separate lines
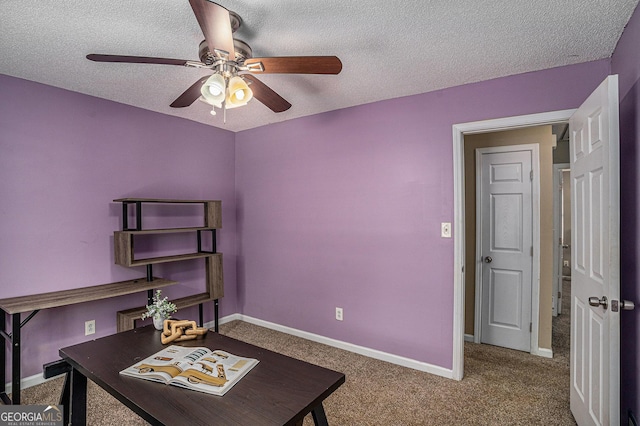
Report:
441,222,452,238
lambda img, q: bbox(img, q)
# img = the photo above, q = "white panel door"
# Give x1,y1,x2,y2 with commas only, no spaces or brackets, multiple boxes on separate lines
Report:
477,147,534,352
569,75,620,426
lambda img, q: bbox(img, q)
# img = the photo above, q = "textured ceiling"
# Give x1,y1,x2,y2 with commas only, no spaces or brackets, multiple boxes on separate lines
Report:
1,1,638,132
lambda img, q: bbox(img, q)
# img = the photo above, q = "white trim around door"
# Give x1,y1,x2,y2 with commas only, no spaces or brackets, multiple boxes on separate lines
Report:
451,109,575,380
552,162,570,318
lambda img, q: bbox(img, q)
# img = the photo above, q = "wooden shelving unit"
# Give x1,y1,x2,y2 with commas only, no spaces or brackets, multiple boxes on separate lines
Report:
113,198,224,332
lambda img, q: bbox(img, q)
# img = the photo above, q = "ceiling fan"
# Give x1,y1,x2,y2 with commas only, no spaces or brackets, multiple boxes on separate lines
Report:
87,0,342,119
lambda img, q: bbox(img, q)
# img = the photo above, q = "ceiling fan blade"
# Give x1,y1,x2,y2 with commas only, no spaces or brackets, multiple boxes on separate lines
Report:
244,56,342,74
242,75,292,113
188,0,235,60
87,54,189,66
170,76,210,108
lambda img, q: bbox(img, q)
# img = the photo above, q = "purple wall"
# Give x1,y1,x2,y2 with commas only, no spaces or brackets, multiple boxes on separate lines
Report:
0,75,237,378
1,49,630,403
235,60,609,369
612,4,640,420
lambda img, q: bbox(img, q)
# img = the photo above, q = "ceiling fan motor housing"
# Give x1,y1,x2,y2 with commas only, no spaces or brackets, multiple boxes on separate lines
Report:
198,39,252,66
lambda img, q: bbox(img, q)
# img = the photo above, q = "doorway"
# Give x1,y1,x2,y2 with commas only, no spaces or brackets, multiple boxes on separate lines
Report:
451,109,576,380
463,127,551,356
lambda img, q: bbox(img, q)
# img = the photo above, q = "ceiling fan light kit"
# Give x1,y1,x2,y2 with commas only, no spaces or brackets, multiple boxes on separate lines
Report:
86,0,342,123
199,72,252,117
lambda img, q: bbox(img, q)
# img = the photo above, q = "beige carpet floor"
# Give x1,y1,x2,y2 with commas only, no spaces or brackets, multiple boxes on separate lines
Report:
17,280,575,425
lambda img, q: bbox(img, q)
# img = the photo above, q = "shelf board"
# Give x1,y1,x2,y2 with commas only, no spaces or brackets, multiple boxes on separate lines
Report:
172,292,212,308
113,199,222,229
0,277,177,314
129,252,220,267
117,227,218,235
114,198,218,204
117,291,213,332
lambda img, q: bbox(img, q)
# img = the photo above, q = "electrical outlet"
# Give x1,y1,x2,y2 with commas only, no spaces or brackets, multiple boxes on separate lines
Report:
563,260,569,267
441,222,452,238
335,307,343,321
85,320,95,336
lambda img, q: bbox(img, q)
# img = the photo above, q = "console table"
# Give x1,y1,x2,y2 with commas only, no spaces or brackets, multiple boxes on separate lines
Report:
0,277,177,404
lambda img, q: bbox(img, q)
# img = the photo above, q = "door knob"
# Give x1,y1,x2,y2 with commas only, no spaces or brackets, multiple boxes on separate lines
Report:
484,256,492,263
588,296,608,309
620,300,635,311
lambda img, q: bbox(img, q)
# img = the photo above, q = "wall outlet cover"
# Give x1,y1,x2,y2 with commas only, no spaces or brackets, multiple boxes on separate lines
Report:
85,320,95,336
441,222,452,238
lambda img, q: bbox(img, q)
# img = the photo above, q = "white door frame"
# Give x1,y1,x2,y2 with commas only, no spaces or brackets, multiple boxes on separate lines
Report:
451,109,575,380
552,162,570,317
474,144,540,354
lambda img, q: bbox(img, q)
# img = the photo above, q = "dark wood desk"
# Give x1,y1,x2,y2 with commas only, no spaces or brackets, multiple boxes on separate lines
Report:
59,326,345,425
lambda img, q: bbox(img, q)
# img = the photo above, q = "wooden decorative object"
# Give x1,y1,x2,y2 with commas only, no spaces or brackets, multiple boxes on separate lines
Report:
160,319,208,345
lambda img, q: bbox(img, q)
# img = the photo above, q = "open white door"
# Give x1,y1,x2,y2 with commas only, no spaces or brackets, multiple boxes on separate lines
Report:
569,75,620,425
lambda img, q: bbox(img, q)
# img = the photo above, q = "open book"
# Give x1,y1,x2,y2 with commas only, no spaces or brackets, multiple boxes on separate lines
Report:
119,345,259,396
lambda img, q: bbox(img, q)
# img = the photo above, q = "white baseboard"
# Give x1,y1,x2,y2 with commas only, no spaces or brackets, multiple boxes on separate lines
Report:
533,346,553,358
13,312,453,392
462,333,553,360
4,372,53,395
226,314,455,379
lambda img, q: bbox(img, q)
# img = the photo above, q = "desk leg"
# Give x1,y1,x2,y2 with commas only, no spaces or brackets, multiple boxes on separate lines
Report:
214,299,219,332
69,368,87,426
60,373,71,425
11,313,20,405
0,312,7,404
311,404,329,426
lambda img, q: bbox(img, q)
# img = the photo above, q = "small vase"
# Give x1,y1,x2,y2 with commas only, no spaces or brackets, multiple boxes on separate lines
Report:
152,314,167,330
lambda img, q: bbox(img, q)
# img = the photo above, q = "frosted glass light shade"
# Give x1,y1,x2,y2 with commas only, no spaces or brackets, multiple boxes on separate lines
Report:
200,73,226,107
227,76,253,107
